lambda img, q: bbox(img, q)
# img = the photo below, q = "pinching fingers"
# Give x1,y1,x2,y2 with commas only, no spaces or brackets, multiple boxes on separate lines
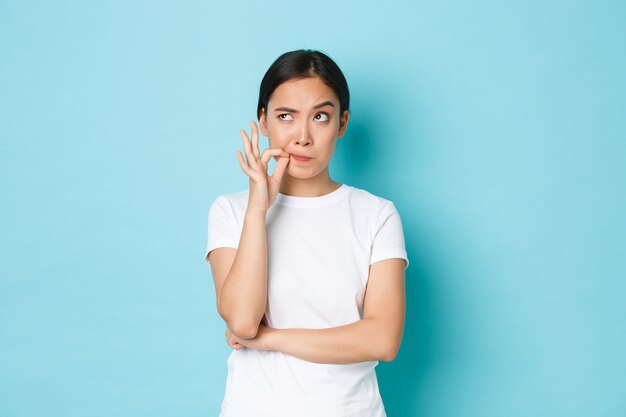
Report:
260,148,289,165
271,153,290,184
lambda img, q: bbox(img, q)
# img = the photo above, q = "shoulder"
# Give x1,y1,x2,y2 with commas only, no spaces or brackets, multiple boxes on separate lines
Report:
212,189,248,207
208,189,249,219
342,184,398,214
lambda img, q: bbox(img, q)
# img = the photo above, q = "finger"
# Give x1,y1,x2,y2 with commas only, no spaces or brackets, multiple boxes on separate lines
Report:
260,148,290,165
240,130,259,169
250,121,261,160
270,154,290,184
236,151,253,176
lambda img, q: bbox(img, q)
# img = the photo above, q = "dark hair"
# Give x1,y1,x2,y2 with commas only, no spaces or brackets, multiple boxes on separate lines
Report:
257,49,350,120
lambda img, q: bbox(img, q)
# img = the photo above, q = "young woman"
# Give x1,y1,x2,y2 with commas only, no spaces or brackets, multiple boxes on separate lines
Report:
205,49,409,417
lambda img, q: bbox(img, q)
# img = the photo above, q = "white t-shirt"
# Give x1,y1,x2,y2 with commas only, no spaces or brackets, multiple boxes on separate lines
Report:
204,183,409,417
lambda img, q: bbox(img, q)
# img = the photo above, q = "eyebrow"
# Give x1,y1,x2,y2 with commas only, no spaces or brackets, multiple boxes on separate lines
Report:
273,101,335,113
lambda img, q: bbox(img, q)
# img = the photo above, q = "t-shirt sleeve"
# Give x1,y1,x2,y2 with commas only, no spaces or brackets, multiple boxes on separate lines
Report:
204,196,240,265
370,201,409,270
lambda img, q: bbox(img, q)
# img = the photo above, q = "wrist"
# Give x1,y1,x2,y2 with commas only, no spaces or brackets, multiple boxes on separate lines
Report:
245,206,267,219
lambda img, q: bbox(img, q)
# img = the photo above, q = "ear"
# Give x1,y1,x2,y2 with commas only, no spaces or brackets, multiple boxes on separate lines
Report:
259,107,269,137
337,110,350,138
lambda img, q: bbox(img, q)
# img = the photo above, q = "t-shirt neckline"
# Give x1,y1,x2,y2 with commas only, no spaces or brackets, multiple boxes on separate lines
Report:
274,183,349,208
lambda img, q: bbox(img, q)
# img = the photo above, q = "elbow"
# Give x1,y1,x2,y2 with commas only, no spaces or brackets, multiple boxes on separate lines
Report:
367,318,402,362
217,297,262,339
382,350,398,362
230,322,259,340
379,341,400,362
218,303,260,339
221,316,260,340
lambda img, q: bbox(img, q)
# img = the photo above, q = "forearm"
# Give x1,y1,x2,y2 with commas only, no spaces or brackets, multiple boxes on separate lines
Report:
269,318,394,364
219,208,268,338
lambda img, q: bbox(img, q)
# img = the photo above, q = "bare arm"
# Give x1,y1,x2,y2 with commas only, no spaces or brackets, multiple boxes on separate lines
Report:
209,207,268,339
228,258,407,363
270,317,393,364
209,121,289,340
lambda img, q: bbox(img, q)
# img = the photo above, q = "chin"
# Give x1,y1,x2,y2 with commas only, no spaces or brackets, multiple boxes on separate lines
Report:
286,166,317,179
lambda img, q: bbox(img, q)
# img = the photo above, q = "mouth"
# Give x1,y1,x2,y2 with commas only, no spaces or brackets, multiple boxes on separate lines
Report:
291,154,312,162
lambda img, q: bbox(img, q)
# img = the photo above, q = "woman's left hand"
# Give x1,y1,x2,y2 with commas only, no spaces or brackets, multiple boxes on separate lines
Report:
225,322,276,351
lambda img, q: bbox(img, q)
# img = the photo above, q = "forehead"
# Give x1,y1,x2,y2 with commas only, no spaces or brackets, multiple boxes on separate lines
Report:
269,77,338,106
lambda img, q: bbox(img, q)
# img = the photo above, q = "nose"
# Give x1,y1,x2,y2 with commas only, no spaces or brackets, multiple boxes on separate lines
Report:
295,124,312,146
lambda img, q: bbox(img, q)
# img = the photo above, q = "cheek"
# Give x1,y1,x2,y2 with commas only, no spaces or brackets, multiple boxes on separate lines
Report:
322,123,341,143
267,125,294,147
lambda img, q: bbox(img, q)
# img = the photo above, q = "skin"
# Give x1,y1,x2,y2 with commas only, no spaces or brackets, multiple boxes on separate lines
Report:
212,75,406,363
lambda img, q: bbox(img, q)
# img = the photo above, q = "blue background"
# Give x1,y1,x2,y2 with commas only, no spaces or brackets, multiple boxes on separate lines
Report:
1,1,624,416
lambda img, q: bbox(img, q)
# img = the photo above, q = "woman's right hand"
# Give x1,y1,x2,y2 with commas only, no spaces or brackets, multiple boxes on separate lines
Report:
236,121,290,212
225,325,244,351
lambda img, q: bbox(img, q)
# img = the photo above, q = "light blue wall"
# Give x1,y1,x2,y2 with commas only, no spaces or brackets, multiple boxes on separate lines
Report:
1,1,624,416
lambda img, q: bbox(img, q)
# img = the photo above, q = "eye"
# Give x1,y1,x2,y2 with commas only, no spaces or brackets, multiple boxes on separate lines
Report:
314,113,329,122
278,114,294,121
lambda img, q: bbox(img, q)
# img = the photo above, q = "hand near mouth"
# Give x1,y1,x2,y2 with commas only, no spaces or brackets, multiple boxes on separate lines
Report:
236,121,290,212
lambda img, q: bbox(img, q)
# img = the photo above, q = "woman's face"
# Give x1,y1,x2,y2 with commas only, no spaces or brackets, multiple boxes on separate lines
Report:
259,76,349,181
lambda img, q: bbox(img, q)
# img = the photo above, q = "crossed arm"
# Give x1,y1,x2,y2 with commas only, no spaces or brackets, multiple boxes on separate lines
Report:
210,243,406,364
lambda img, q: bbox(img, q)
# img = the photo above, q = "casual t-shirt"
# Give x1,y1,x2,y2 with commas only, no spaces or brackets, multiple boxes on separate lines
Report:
204,183,409,417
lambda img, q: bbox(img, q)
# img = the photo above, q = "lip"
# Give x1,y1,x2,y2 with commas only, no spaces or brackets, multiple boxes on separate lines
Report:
291,154,312,162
